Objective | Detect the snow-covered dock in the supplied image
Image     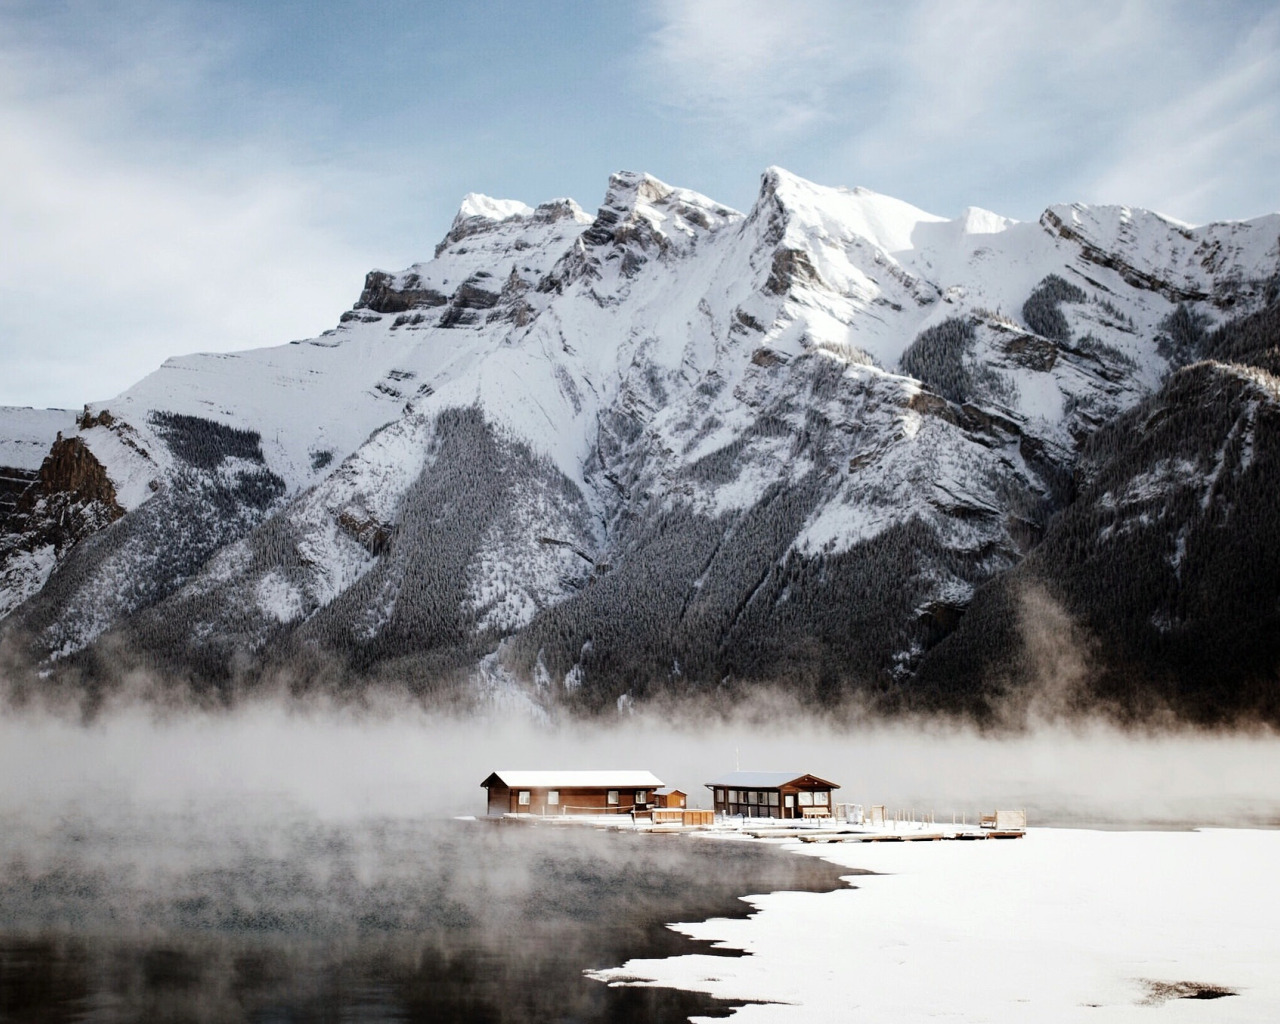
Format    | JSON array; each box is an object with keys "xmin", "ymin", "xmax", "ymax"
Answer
[{"xmin": 483, "ymin": 808, "xmax": 1026, "ymax": 843}]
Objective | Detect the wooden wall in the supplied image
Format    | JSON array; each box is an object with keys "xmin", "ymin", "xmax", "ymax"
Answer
[
  {"xmin": 483, "ymin": 785, "xmax": 655, "ymax": 816},
  {"xmin": 710, "ymin": 784, "xmax": 835, "ymax": 819}
]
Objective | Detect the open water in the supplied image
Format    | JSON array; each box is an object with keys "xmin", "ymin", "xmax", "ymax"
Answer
[{"xmin": 0, "ymin": 805, "xmax": 849, "ymax": 1022}]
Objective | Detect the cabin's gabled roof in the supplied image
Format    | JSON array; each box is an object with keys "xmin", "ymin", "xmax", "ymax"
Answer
[
  {"xmin": 653, "ymin": 787, "xmax": 685, "ymax": 796},
  {"xmin": 704, "ymin": 771, "xmax": 840, "ymax": 789},
  {"xmin": 481, "ymin": 770, "xmax": 664, "ymax": 789}
]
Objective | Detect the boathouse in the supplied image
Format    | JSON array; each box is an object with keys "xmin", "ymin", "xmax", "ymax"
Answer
[
  {"xmin": 706, "ymin": 771, "xmax": 840, "ymax": 819},
  {"xmin": 481, "ymin": 770, "xmax": 664, "ymax": 816}
]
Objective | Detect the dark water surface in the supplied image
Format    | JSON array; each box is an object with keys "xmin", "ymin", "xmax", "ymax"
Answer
[{"xmin": 0, "ymin": 807, "xmax": 848, "ymax": 1022}]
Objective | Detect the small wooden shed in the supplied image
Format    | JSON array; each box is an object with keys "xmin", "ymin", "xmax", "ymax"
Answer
[
  {"xmin": 706, "ymin": 771, "xmax": 840, "ymax": 819},
  {"xmin": 481, "ymin": 770, "xmax": 664, "ymax": 816},
  {"xmin": 653, "ymin": 787, "xmax": 686, "ymax": 808}
]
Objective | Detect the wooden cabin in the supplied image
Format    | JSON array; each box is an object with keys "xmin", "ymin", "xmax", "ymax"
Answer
[
  {"xmin": 481, "ymin": 770, "xmax": 664, "ymax": 816},
  {"xmin": 653, "ymin": 787, "xmax": 686, "ymax": 809},
  {"xmin": 706, "ymin": 771, "xmax": 840, "ymax": 819}
]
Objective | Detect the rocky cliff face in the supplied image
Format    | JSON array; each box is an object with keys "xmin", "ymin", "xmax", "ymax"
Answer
[
  {"xmin": 0, "ymin": 431, "xmax": 124, "ymax": 620},
  {"xmin": 2, "ymin": 169, "xmax": 1278, "ymax": 721}
]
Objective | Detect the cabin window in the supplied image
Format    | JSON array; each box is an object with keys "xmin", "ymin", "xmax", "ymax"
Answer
[
  {"xmin": 784, "ymin": 794, "xmax": 795, "ymax": 809},
  {"xmin": 728, "ymin": 790, "xmax": 738, "ymax": 803},
  {"xmin": 635, "ymin": 790, "xmax": 648, "ymax": 803},
  {"xmin": 548, "ymin": 790, "xmax": 559, "ymax": 806},
  {"xmin": 767, "ymin": 792, "xmax": 779, "ymax": 806},
  {"xmin": 518, "ymin": 791, "xmax": 531, "ymax": 806},
  {"xmin": 607, "ymin": 790, "xmax": 619, "ymax": 805},
  {"xmin": 799, "ymin": 792, "xmax": 814, "ymax": 806},
  {"xmin": 716, "ymin": 788, "xmax": 725, "ymax": 802},
  {"xmin": 676, "ymin": 795, "xmax": 685, "ymax": 807},
  {"xmin": 747, "ymin": 791, "xmax": 758, "ymax": 805},
  {"xmin": 813, "ymin": 791, "xmax": 829, "ymax": 805}
]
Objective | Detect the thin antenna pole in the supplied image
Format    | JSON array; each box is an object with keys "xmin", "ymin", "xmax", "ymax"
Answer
[{"xmin": 735, "ymin": 746, "xmax": 740, "ymax": 771}]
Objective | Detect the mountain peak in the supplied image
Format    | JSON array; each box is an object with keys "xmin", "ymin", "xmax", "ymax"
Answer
[
  {"xmin": 751, "ymin": 167, "xmax": 944, "ymax": 257},
  {"xmin": 603, "ymin": 170, "xmax": 675, "ymax": 206},
  {"xmin": 10, "ymin": 168, "xmax": 1280, "ymax": 726},
  {"xmin": 957, "ymin": 206, "xmax": 1016, "ymax": 234},
  {"xmin": 434, "ymin": 194, "xmax": 538, "ymax": 256},
  {"xmin": 580, "ymin": 171, "xmax": 740, "ymax": 253},
  {"xmin": 456, "ymin": 193, "xmax": 534, "ymax": 224}
]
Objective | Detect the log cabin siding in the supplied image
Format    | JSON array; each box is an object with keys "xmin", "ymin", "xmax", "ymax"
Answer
[
  {"xmin": 480, "ymin": 772, "xmax": 664, "ymax": 817},
  {"xmin": 706, "ymin": 773, "xmax": 840, "ymax": 819}
]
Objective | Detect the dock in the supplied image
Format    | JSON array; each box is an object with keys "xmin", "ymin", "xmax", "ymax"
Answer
[{"xmin": 479, "ymin": 803, "xmax": 1028, "ymax": 844}]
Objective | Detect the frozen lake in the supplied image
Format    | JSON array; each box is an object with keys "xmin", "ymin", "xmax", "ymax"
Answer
[{"xmin": 594, "ymin": 827, "xmax": 1280, "ymax": 1022}]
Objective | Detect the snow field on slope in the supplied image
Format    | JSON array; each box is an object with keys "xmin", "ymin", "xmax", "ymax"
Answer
[
  {"xmin": 19, "ymin": 167, "xmax": 1278, "ymax": 664},
  {"xmin": 74, "ymin": 167, "xmax": 1273, "ymax": 520},
  {"xmin": 272, "ymin": 413, "xmax": 438, "ymax": 616},
  {"xmin": 0, "ymin": 407, "xmax": 77, "ymax": 470},
  {"xmin": 0, "ymin": 544, "xmax": 57, "ymax": 618}
]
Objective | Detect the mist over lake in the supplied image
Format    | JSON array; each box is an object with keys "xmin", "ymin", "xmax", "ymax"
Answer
[
  {"xmin": 0, "ymin": 796, "xmax": 851, "ymax": 1023},
  {"xmin": 3, "ymin": 698, "xmax": 1279, "ymax": 1021}
]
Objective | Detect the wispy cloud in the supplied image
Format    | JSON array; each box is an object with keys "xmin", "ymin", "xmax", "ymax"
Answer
[
  {"xmin": 635, "ymin": 0, "xmax": 1280, "ymax": 222},
  {"xmin": 1086, "ymin": 7, "xmax": 1280, "ymax": 221},
  {"xmin": 0, "ymin": 3, "xmax": 374, "ymax": 409},
  {"xmin": 636, "ymin": 0, "xmax": 879, "ymax": 146}
]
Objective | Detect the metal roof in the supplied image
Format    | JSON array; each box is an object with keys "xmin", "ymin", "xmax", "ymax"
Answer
[
  {"xmin": 704, "ymin": 771, "xmax": 840, "ymax": 789},
  {"xmin": 482, "ymin": 770, "xmax": 664, "ymax": 788}
]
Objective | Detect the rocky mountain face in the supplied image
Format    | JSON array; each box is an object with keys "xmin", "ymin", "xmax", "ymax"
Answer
[{"xmin": 2, "ymin": 168, "xmax": 1278, "ymax": 722}]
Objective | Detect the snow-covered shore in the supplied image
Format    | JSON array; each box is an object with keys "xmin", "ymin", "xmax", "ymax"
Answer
[{"xmin": 592, "ymin": 827, "xmax": 1280, "ymax": 1022}]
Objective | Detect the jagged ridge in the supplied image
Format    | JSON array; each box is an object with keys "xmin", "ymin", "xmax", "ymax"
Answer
[{"xmin": 2, "ymin": 167, "xmax": 1278, "ymax": 721}]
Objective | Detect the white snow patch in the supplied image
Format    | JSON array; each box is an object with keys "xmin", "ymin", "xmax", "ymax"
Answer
[
  {"xmin": 0, "ymin": 407, "xmax": 77, "ymax": 470},
  {"xmin": 594, "ymin": 828, "xmax": 1280, "ymax": 1022},
  {"xmin": 0, "ymin": 543, "xmax": 58, "ymax": 617},
  {"xmin": 255, "ymin": 570, "xmax": 304, "ymax": 624},
  {"xmin": 456, "ymin": 193, "xmax": 534, "ymax": 222},
  {"xmin": 1097, "ymin": 458, "xmax": 1201, "ymax": 512}
]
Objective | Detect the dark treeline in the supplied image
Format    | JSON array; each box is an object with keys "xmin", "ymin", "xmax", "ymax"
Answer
[
  {"xmin": 899, "ymin": 317, "xmax": 977, "ymax": 404},
  {"xmin": 504, "ymin": 350, "xmax": 1033, "ymax": 714},
  {"xmin": 29, "ymin": 407, "xmax": 597, "ymax": 707},
  {"xmin": 1022, "ymin": 273, "xmax": 1086, "ymax": 342},
  {"xmin": 915, "ymin": 300, "xmax": 1280, "ymax": 724},
  {"xmin": 6, "ymin": 291, "xmax": 1280, "ymax": 727}
]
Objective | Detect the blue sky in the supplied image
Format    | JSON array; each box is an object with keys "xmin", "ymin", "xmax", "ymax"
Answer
[{"xmin": 3, "ymin": 0, "xmax": 1278, "ymax": 409}]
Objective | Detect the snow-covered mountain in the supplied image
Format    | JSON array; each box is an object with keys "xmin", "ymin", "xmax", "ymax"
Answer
[{"xmin": 3, "ymin": 168, "xmax": 1278, "ymax": 721}]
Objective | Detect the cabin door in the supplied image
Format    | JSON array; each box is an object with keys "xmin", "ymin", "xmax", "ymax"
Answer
[{"xmin": 784, "ymin": 793, "xmax": 795, "ymax": 819}]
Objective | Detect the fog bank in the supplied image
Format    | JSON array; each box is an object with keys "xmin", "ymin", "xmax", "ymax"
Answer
[{"xmin": 2, "ymin": 699, "xmax": 1277, "ymax": 826}]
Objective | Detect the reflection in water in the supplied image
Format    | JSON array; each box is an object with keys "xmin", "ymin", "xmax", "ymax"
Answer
[{"xmin": 0, "ymin": 807, "xmax": 847, "ymax": 1022}]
